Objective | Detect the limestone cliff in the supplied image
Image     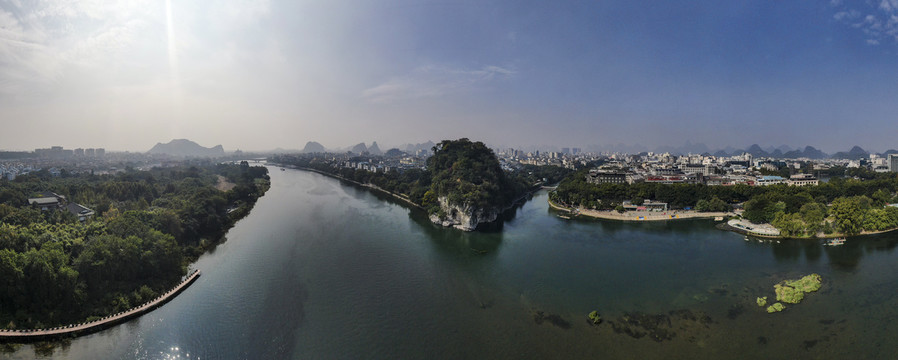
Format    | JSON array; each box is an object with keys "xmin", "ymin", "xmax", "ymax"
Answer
[{"xmin": 429, "ymin": 196, "xmax": 500, "ymax": 231}]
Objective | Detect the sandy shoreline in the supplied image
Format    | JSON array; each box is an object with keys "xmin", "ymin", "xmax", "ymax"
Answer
[
  {"xmin": 548, "ymin": 199, "xmax": 732, "ymax": 221},
  {"xmin": 547, "ymin": 199, "xmax": 898, "ymax": 239}
]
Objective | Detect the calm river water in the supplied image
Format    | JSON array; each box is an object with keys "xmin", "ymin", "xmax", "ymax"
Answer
[{"xmin": 9, "ymin": 166, "xmax": 898, "ymax": 359}]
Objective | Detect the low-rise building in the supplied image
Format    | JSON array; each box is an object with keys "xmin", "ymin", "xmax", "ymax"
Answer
[
  {"xmin": 756, "ymin": 175, "xmax": 786, "ymax": 186},
  {"xmin": 788, "ymin": 174, "xmax": 819, "ymax": 186},
  {"xmin": 66, "ymin": 203, "xmax": 95, "ymax": 222},
  {"xmin": 587, "ymin": 170, "xmax": 628, "ymax": 184},
  {"xmin": 27, "ymin": 191, "xmax": 66, "ymax": 211}
]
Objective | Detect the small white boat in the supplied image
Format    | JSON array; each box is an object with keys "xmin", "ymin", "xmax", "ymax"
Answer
[{"xmin": 824, "ymin": 238, "xmax": 846, "ymax": 246}]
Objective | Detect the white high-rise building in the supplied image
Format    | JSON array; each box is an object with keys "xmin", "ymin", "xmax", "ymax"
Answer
[{"xmin": 889, "ymin": 154, "xmax": 898, "ymax": 172}]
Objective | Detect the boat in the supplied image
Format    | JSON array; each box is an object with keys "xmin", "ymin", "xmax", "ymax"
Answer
[
  {"xmin": 824, "ymin": 238, "xmax": 846, "ymax": 246},
  {"xmin": 714, "ymin": 216, "xmax": 724, "ymax": 221}
]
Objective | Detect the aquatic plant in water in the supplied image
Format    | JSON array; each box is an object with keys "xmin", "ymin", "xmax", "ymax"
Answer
[
  {"xmin": 775, "ymin": 274, "xmax": 822, "ymax": 304},
  {"xmin": 766, "ymin": 302, "xmax": 785, "ymax": 313},
  {"xmin": 785, "ymin": 274, "xmax": 822, "ymax": 293},
  {"xmin": 756, "ymin": 297, "xmax": 767, "ymax": 307},
  {"xmin": 588, "ymin": 311, "xmax": 602, "ymax": 325},
  {"xmin": 774, "ymin": 284, "xmax": 805, "ymax": 304}
]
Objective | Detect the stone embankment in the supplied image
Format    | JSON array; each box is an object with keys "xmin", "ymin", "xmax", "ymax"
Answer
[
  {"xmin": 548, "ymin": 199, "xmax": 731, "ymax": 222},
  {"xmin": 725, "ymin": 219, "xmax": 781, "ymax": 237},
  {"xmin": 0, "ymin": 270, "xmax": 201, "ymax": 343}
]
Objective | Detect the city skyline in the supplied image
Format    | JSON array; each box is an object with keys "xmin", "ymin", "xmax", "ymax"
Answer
[{"xmin": 2, "ymin": 1, "xmax": 898, "ymax": 152}]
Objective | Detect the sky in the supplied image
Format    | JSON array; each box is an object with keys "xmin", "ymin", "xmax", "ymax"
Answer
[{"xmin": 1, "ymin": 0, "xmax": 897, "ymax": 153}]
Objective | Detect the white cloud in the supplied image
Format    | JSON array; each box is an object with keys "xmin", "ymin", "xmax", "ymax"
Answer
[
  {"xmin": 0, "ymin": 0, "xmax": 278, "ymax": 99},
  {"xmin": 0, "ymin": 9, "xmax": 59, "ymax": 95},
  {"xmin": 881, "ymin": 0, "xmax": 898, "ymax": 12},
  {"xmin": 833, "ymin": 2, "xmax": 898, "ymax": 45},
  {"xmin": 834, "ymin": 9, "xmax": 862, "ymax": 21},
  {"xmin": 362, "ymin": 65, "xmax": 515, "ymax": 103}
]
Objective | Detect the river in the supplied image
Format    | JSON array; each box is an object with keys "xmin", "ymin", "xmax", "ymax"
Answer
[{"xmin": 8, "ymin": 166, "xmax": 898, "ymax": 359}]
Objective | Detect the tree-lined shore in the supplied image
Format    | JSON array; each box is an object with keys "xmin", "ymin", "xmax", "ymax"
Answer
[
  {"xmin": 0, "ymin": 162, "xmax": 269, "ymax": 330},
  {"xmin": 551, "ymin": 168, "xmax": 898, "ymax": 237},
  {"xmin": 272, "ymin": 138, "xmax": 573, "ymax": 230}
]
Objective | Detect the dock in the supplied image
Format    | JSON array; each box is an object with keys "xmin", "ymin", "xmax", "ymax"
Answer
[{"xmin": 0, "ymin": 270, "xmax": 201, "ymax": 343}]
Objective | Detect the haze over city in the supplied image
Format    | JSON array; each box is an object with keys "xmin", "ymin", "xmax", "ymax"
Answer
[{"xmin": 2, "ymin": 0, "xmax": 897, "ymax": 152}]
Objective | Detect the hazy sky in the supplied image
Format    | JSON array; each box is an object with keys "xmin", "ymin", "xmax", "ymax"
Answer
[{"xmin": 1, "ymin": 0, "xmax": 897, "ymax": 152}]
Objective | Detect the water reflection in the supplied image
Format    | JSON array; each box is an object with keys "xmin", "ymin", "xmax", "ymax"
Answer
[{"xmin": 760, "ymin": 231, "xmax": 898, "ymax": 270}]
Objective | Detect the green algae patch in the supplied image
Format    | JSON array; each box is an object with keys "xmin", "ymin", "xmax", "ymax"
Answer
[
  {"xmin": 756, "ymin": 297, "xmax": 767, "ymax": 307},
  {"xmin": 766, "ymin": 302, "xmax": 785, "ymax": 313},
  {"xmin": 588, "ymin": 310, "xmax": 602, "ymax": 325},
  {"xmin": 785, "ymin": 274, "xmax": 822, "ymax": 293},
  {"xmin": 775, "ymin": 274, "xmax": 822, "ymax": 304},
  {"xmin": 774, "ymin": 283, "xmax": 805, "ymax": 304}
]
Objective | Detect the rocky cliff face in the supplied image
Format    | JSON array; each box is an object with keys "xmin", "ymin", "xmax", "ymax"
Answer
[{"xmin": 429, "ymin": 196, "xmax": 500, "ymax": 231}]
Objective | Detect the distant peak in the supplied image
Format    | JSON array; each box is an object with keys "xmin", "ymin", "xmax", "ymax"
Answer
[{"xmin": 147, "ymin": 139, "xmax": 224, "ymax": 157}]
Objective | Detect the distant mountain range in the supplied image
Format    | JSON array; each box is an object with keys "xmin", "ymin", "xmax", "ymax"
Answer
[
  {"xmin": 147, "ymin": 139, "xmax": 224, "ymax": 157},
  {"xmin": 296, "ymin": 140, "xmax": 431, "ymax": 155},
  {"xmin": 301, "ymin": 141, "xmax": 326, "ymax": 153},
  {"xmin": 598, "ymin": 142, "xmax": 897, "ymax": 159},
  {"xmin": 289, "ymin": 139, "xmax": 896, "ymax": 160}
]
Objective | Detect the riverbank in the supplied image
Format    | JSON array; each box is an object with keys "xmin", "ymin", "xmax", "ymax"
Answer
[
  {"xmin": 0, "ymin": 270, "xmax": 201, "ymax": 343},
  {"xmin": 548, "ymin": 199, "xmax": 732, "ymax": 222},
  {"xmin": 284, "ymin": 164, "xmax": 541, "ymax": 230},
  {"xmin": 720, "ymin": 218, "xmax": 898, "ymax": 239},
  {"xmin": 285, "ymin": 165, "xmax": 426, "ymax": 210}
]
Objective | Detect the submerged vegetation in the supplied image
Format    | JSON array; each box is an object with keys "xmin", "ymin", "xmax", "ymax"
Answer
[
  {"xmin": 588, "ymin": 310, "xmax": 602, "ymax": 325},
  {"xmin": 774, "ymin": 274, "xmax": 822, "ymax": 304},
  {"xmin": 766, "ymin": 302, "xmax": 785, "ymax": 313},
  {"xmin": 0, "ymin": 162, "xmax": 269, "ymax": 329},
  {"xmin": 759, "ymin": 274, "xmax": 822, "ymax": 314}
]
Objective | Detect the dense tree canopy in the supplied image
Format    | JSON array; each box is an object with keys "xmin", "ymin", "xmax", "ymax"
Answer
[
  {"xmin": 424, "ymin": 139, "xmax": 528, "ymax": 212},
  {"xmin": 0, "ymin": 163, "xmax": 269, "ymax": 329},
  {"xmin": 551, "ymin": 168, "xmax": 898, "ymax": 237}
]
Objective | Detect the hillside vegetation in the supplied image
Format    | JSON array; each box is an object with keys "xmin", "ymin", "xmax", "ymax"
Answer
[
  {"xmin": 421, "ymin": 138, "xmax": 525, "ymax": 215},
  {"xmin": 0, "ymin": 162, "xmax": 269, "ymax": 329}
]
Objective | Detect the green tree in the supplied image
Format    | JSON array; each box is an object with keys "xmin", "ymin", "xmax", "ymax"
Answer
[
  {"xmin": 799, "ymin": 203, "xmax": 827, "ymax": 233},
  {"xmin": 772, "ymin": 212, "xmax": 806, "ymax": 237},
  {"xmin": 830, "ymin": 196, "xmax": 871, "ymax": 235}
]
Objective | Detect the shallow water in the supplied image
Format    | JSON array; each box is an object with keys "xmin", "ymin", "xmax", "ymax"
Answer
[{"xmin": 9, "ymin": 167, "xmax": 898, "ymax": 359}]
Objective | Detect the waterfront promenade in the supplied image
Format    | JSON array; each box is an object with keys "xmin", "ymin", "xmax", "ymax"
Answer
[
  {"xmin": 548, "ymin": 199, "xmax": 732, "ymax": 221},
  {"xmin": 0, "ymin": 270, "xmax": 201, "ymax": 343}
]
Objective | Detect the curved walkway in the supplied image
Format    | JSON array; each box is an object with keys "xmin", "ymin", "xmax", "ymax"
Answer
[
  {"xmin": 0, "ymin": 270, "xmax": 201, "ymax": 343},
  {"xmin": 726, "ymin": 219, "xmax": 781, "ymax": 237},
  {"xmin": 548, "ymin": 199, "xmax": 732, "ymax": 221}
]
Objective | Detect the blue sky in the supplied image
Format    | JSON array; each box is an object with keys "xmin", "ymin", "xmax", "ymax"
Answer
[{"xmin": 1, "ymin": 0, "xmax": 896, "ymax": 152}]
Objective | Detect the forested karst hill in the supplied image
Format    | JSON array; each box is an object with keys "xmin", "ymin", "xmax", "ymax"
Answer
[
  {"xmin": 422, "ymin": 139, "xmax": 526, "ymax": 230},
  {"xmin": 271, "ymin": 138, "xmax": 570, "ymax": 231}
]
